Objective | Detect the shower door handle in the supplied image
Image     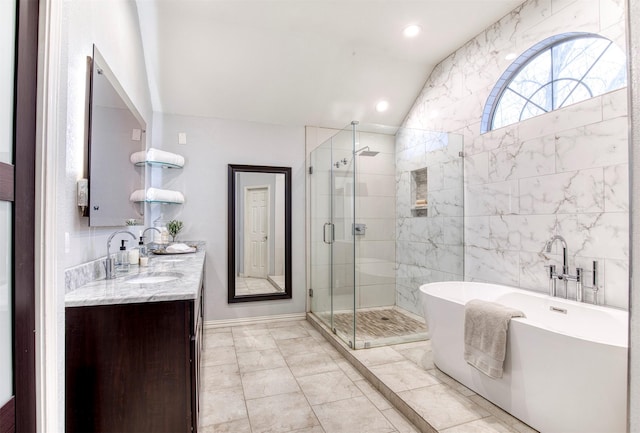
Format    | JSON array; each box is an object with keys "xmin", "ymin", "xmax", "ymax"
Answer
[{"xmin": 323, "ymin": 222, "xmax": 334, "ymax": 244}]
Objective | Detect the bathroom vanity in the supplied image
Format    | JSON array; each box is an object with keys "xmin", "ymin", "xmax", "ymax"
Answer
[{"xmin": 64, "ymin": 249, "xmax": 205, "ymax": 433}]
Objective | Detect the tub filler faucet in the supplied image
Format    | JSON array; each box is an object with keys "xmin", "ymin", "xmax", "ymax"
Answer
[{"xmin": 544, "ymin": 235, "xmax": 582, "ymax": 300}]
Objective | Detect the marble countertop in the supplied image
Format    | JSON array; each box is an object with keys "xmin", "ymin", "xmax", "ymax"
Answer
[{"xmin": 65, "ymin": 249, "xmax": 206, "ymax": 308}]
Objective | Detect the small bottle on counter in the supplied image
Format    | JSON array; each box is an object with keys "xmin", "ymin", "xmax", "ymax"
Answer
[
  {"xmin": 138, "ymin": 235, "xmax": 149, "ymax": 266},
  {"xmin": 116, "ymin": 239, "xmax": 130, "ymax": 272}
]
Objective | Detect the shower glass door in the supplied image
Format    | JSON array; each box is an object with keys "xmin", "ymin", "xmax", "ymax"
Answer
[{"xmin": 310, "ymin": 125, "xmax": 356, "ymax": 347}]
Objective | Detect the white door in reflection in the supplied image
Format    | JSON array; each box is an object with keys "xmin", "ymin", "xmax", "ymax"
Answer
[{"xmin": 244, "ymin": 186, "xmax": 269, "ymax": 278}]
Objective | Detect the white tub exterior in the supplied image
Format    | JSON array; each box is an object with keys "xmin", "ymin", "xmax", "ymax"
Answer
[{"xmin": 420, "ymin": 281, "xmax": 628, "ymax": 433}]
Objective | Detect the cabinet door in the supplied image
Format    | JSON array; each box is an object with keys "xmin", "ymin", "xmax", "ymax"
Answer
[{"xmin": 66, "ymin": 301, "xmax": 192, "ymax": 433}]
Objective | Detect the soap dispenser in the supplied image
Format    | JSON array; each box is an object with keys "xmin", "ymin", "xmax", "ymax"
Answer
[{"xmin": 116, "ymin": 239, "xmax": 130, "ymax": 272}]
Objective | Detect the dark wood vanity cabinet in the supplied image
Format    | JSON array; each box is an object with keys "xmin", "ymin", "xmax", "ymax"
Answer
[{"xmin": 65, "ymin": 285, "xmax": 203, "ymax": 433}]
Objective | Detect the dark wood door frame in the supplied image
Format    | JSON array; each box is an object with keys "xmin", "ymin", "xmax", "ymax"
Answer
[{"xmin": 0, "ymin": 0, "xmax": 39, "ymax": 432}]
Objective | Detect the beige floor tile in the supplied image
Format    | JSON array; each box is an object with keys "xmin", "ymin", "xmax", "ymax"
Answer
[
  {"xmin": 468, "ymin": 395, "xmax": 538, "ymax": 433},
  {"xmin": 353, "ymin": 379, "xmax": 392, "ymax": 410},
  {"xmin": 204, "ymin": 331, "xmax": 235, "ymax": 348},
  {"xmin": 241, "ymin": 366, "xmax": 301, "ymax": 400},
  {"xmin": 201, "ymin": 345, "xmax": 237, "ymax": 367},
  {"xmin": 246, "ymin": 391, "xmax": 320, "ymax": 433},
  {"xmin": 334, "ymin": 358, "xmax": 365, "ymax": 381},
  {"xmin": 234, "ymin": 333, "xmax": 278, "ymax": 353},
  {"xmin": 277, "ymin": 336, "xmax": 328, "ymax": 356},
  {"xmin": 286, "ymin": 351, "xmax": 341, "ymax": 377},
  {"xmin": 296, "ymin": 370, "xmax": 363, "ymax": 405},
  {"xmin": 393, "ymin": 341, "xmax": 433, "ymax": 370},
  {"xmin": 205, "ymin": 326, "xmax": 232, "ymax": 334},
  {"xmin": 352, "ymin": 346, "xmax": 406, "ymax": 367},
  {"xmin": 368, "ymin": 360, "xmax": 440, "ymax": 392},
  {"xmin": 199, "ymin": 386, "xmax": 247, "ymax": 427},
  {"xmin": 199, "ymin": 417, "xmax": 252, "ymax": 433},
  {"xmin": 201, "ymin": 363, "xmax": 241, "ymax": 391},
  {"xmin": 381, "ymin": 408, "xmax": 421, "ymax": 433},
  {"xmin": 441, "ymin": 417, "xmax": 522, "ymax": 433},
  {"xmin": 270, "ymin": 325, "xmax": 311, "ymax": 340},
  {"xmin": 237, "ymin": 348, "xmax": 287, "ymax": 373},
  {"xmin": 398, "ymin": 384, "xmax": 490, "ymax": 431},
  {"xmin": 290, "ymin": 426, "xmax": 327, "ymax": 433},
  {"xmin": 427, "ymin": 368, "xmax": 476, "ymax": 397},
  {"xmin": 232, "ymin": 324, "xmax": 272, "ymax": 338},
  {"xmin": 268, "ymin": 319, "xmax": 308, "ymax": 329},
  {"xmin": 312, "ymin": 396, "xmax": 396, "ymax": 433}
]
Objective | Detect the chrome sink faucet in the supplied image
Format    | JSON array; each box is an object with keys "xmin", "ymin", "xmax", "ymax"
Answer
[
  {"xmin": 139, "ymin": 227, "xmax": 162, "ymax": 256},
  {"xmin": 105, "ymin": 230, "xmax": 137, "ymax": 279}
]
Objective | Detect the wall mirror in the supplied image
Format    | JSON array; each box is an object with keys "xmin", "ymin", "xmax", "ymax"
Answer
[
  {"xmin": 228, "ymin": 165, "xmax": 292, "ymax": 303},
  {"xmin": 88, "ymin": 45, "xmax": 146, "ymax": 226}
]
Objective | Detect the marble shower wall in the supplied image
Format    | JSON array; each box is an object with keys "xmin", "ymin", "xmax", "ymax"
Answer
[
  {"xmin": 398, "ymin": 0, "xmax": 629, "ymax": 310},
  {"xmin": 395, "ymin": 130, "xmax": 465, "ymax": 315}
]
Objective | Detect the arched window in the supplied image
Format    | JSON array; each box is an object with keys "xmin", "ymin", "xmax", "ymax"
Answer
[{"xmin": 481, "ymin": 33, "xmax": 627, "ymax": 133}]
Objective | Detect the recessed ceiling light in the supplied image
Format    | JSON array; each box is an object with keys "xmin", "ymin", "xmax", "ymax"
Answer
[
  {"xmin": 505, "ymin": 53, "xmax": 517, "ymax": 60},
  {"xmin": 375, "ymin": 100, "xmax": 389, "ymax": 112},
  {"xmin": 403, "ymin": 24, "xmax": 421, "ymax": 38}
]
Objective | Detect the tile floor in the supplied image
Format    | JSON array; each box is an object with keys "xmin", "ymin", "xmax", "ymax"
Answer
[
  {"xmin": 235, "ymin": 276, "xmax": 283, "ymax": 295},
  {"xmin": 200, "ymin": 319, "xmax": 538, "ymax": 433}
]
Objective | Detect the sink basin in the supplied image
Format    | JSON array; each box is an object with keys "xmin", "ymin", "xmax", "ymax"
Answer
[{"xmin": 125, "ymin": 272, "xmax": 183, "ymax": 284}]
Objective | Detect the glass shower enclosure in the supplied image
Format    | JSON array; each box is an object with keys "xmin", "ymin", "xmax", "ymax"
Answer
[{"xmin": 309, "ymin": 121, "xmax": 464, "ymax": 349}]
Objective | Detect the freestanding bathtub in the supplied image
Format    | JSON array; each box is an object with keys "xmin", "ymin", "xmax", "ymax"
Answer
[{"xmin": 420, "ymin": 281, "xmax": 628, "ymax": 433}]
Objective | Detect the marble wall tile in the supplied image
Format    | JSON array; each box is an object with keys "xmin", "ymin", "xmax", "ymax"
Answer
[
  {"xmin": 412, "ymin": 217, "xmax": 444, "ymax": 245},
  {"xmin": 603, "ymin": 258, "xmax": 629, "ymax": 309},
  {"xmin": 557, "ymin": 212, "xmax": 628, "ymax": 260},
  {"xmin": 604, "ymin": 164, "xmax": 629, "ymax": 212},
  {"xmin": 443, "ymin": 217, "xmax": 464, "ymax": 246},
  {"xmin": 465, "ymin": 216, "xmax": 490, "ymax": 249},
  {"xmin": 556, "ymin": 117, "xmax": 628, "ymax": 172},
  {"xmin": 488, "ymin": 135, "xmax": 555, "ymax": 182},
  {"xmin": 602, "ymin": 89, "xmax": 628, "ymax": 120},
  {"xmin": 428, "ymin": 188, "xmax": 464, "ymax": 218},
  {"xmin": 517, "ymin": 96, "xmax": 603, "ymax": 141},
  {"xmin": 466, "ymin": 180, "xmax": 519, "ymax": 216},
  {"xmin": 396, "ymin": 0, "xmax": 627, "ymax": 310},
  {"xmin": 465, "ymin": 246, "xmax": 520, "ymax": 286},
  {"xmin": 464, "ymin": 152, "xmax": 490, "ymax": 186},
  {"xmin": 519, "ymin": 168, "xmax": 604, "ymax": 214}
]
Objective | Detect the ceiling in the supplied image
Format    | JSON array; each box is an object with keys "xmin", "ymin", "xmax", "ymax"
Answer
[{"xmin": 135, "ymin": 0, "xmax": 524, "ymax": 129}]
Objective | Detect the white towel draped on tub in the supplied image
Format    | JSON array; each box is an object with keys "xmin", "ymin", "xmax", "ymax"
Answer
[{"xmin": 464, "ymin": 299, "xmax": 525, "ymax": 379}]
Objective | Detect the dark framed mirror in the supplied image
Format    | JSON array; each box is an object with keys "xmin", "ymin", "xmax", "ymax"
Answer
[{"xmin": 228, "ymin": 164, "xmax": 292, "ymax": 303}]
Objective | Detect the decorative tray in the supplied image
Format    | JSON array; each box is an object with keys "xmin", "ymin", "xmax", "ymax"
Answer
[{"xmin": 150, "ymin": 245, "xmax": 197, "ymax": 255}]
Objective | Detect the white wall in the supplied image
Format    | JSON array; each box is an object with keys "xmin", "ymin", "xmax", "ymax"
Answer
[
  {"xmin": 60, "ymin": 0, "xmax": 153, "ymax": 269},
  {"xmin": 150, "ymin": 113, "xmax": 306, "ymax": 321},
  {"xmin": 50, "ymin": 1, "xmax": 152, "ymax": 429},
  {"xmin": 400, "ymin": 0, "xmax": 628, "ymax": 310}
]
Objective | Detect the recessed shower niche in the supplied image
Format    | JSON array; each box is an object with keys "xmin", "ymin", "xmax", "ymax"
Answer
[{"xmin": 411, "ymin": 167, "xmax": 428, "ymax": 217}]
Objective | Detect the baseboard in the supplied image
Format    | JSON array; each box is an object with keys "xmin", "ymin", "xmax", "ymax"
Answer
[{"xmin": 204, "ymin": 312, "xmax": 307, "ymax": 329}]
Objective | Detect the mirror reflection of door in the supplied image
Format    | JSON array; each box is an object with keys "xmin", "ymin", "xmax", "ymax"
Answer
[
  {"xmin": 244, "ymin": 185, "xmax": 269, "ymax": 279},
  {"xmin": 228, "ymin": 165, "xmax": 292, "ymax": 302}
]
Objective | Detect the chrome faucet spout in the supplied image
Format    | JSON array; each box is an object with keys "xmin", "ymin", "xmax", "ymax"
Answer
[
  {"xmin": 142, "ymin": 227, "xmax": 162, "ymax": 243},
  {"xmin": 545, "ymin": 235, "xmax": 568, "ymax": 275},
  {"xmin": 105, "ymin": 230, "xmax": 137, "ymax": 279}
]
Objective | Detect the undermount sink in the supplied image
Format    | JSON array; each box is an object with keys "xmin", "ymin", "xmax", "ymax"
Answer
[{"xmin": 125, "ymin": 272, "xmax": 183, "ymax": 284}]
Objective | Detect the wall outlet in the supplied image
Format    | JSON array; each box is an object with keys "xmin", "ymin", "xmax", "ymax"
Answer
[{"xmin": 178, "ymin": 132, "xmax": 187, "ymax": 145}]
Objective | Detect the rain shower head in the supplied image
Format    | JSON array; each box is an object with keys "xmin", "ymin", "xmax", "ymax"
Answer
[
  {"xmin": 355, "ymin": 146, "xmax": 379, "ymax": 157},
  {"xmin": 358, "ymin": 150, "xmax": 379, "ymax": 157}
]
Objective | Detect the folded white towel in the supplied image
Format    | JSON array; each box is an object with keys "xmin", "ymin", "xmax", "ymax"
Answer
[
  {"xmin": 129, "ymin": 188, "xmax": 185, "ymax": 204},
  {"xmin": 165, "ymin": 243, "xmax": 196, "ymax": 254},
  {"xmin": 464, "ymin": 299, "xmax": 525, "ymax": 379},
  {"xmin": 130, "ymin": 148, "xmax": 185, "ymax": 168}
]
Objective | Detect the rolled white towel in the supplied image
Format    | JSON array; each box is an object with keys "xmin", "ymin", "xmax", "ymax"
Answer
[
  {"xmin": 129, "ymin": 188, "xmax": 185, "ymax": 204},
  {"xmin": 130, "ymin": 148, "xmax": 185, "ymax": 168},
  {"xmin": 129, "ymin": 189, "xmax": 146, "ymax": 202},
  {"xmin": 130, "ymin": 150, "xmax": 146, "ymax": 165}
]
